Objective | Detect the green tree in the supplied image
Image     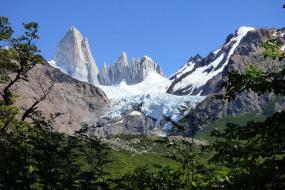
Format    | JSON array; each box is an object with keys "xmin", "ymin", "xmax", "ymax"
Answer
[
  {"xmin": 0, "ymin": 16, "xmax": 111, "ymax": 190},
  {"xmin": 74, "ymin": 124, "xmax": 111, "ymax": 189},
  {"xmin": 211, "ymin": 24, "xmax": 285, "ymax": 189},
  {"xmin": 0, "ymin": 16, "xmax": 45, "ymax": 106},
  {"xmin": 115, "ymin": 165, "xmax": 185, "ymax": 190},
  {"xmin": 0, "ymin": 16, "xmax": 47, "ymax": 189}
]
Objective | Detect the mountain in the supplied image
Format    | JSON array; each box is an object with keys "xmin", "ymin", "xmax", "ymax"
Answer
[
  {"xmin": 43, "ymin": 25, "xmax": 285, "ymax": 137},
  {"xmin": 98, "ymin": 52, "xmax": 164, "ymax": 85},
  {"xmin": 167, "ymin": 26, "xmax": 255, "ymax": 96},
  {"xmin": 13, "ymin": 63, "xmax": 108, "ymax": 134},
  {"xmin": 49, "ymin": 27, "xmax": 163, "ymax": 86},
  {"xmin": 170, "ymin": 27, "xmax": 285, "ymax": 134},
  {"xmin": 49, "ymin": 26, "xmax": 100, "ymax": 85},
  {"xmin": 46, "ymin": 27, "xmax": 201, "ymax": 137}
]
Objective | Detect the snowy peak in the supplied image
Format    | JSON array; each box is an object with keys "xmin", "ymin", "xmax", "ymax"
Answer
[
  {"xmin": 236, "ymin": 26, "xmax": 255, "ymax": 36},
  {"xmin": 49, "ymin": 26, "xmax": 99, "ymax": 85},
  {"xmin": 118, "ymin": 52, "xmax": 128, "ymax": 65},
  {"xmin": 69, "ymin": 26, "xmax": 81, "ymax": 37},
  {"xmin": 168, "ymin": 26, "xmax": 255, "ymax": 96},
  {"xmin": 98, "ymin": 53, "xmax": 164, "ymax": 85},
  {"xmin": 142, "ymin": 55, "xmax": 153, "ymax": 61},
  {"xmin": 102, "ymin": 62, "xmax": 108, "ymax": 71},
  {"xmin": 187, "ymin": 54, "xmax": 203, "ymax": 63}
]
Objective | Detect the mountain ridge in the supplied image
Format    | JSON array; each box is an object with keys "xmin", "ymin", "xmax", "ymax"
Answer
[
  {"xmin": 45, "ymin": 25, "xmax": 285, "ymax": 137},
  {"xmin": 49, "ymin": 27, "xmax": 164, "ymax": 86},
  {"xmin": 167, "ymin": 26, "xmax": 255, "ymax": 96},
  {"xmin": 98, "ymin": 52, "xmax": 164, "ymax": 85}
]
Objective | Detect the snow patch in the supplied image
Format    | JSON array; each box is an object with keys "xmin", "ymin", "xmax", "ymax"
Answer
[
  {"xmin": 48, "ymin": 60, "xmax": 60, "ymax": 69},
  {"xmin": 171, "ymin": 62, "xmax": 195, "ymax": 79},
  {"xmin": 128, "ymin": 111, "xmax": 142, "ymax": 116},
  {"xmin": 48, "ymin": 60, "xmax": 68, "ymax": 74},
  {"xmin": 114, "ymin": 120, "xmax": 124, "ymax": 125},
  {"xmin": 172, "ymin": 53, "xmax": 225, "ymax": 93},
  {"xmin": 143, "ymin": 55, "xmax": 153, "ymax": 61},
  {"xmin": 212, "ymin": 48, "xmax": 221, "ymax": 55}
]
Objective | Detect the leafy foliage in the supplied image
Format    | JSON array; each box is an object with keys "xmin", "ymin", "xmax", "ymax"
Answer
[
  {"xmin": 210, "ymin": 18, "xmax": 285, "ymax": 189},
  {"xmin": 0, "ymin": 16, "xmax": 111, "ymax": 189}
]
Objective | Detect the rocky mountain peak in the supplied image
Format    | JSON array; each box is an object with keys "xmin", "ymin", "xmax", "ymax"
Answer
[
  {"xmin": 118, "ymin": 52, "xmax": 128, "ymax": 65},
  {"xmin": 98, "ymin": 53, "xmax": 164, "ymax": 85},
  {"xmin": 236, "ymin": 26, "xmax": 255, "ymax": 36},
  {"xmin": 142, "ymin": 55, "xmax": 153, "ymax": 61},
  {"xmin": 102, "ymin": 62, "xmax": 108, "ymax": 70},
  {"xmin": 69, "ymin": 25, "xmax": 80, "ymax": 34},
  {"xmin": 49, "ymin": 26, "xmax": 99, "ymax": 85},
  {"xmin": 187, "ymin": 54, "xmax": 203, "ymax": 63}
]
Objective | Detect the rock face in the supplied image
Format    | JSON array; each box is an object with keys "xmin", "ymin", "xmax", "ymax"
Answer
[
  {"xmin": 168, "ymin": 27, "xmax": 285, "ymax": 134},
  {"xmin": 97, "ymin": 52, "xmax": 164, "ymax": 85},
  {"xmin": 90, "ymin": 109, "xmax": 157, "ymax": 138},
  {"xmin": 49, "ymin": 26, "xmax": 100, "ymax": 85},
  {"xmin": 13, "ymin": 63, "xmax": 109, "ymax": 134}
]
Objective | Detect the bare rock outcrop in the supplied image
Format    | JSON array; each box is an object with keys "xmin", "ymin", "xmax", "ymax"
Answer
[{"xmin": 12, "ymin": 63, "xmax": 109, "ymax": 134}]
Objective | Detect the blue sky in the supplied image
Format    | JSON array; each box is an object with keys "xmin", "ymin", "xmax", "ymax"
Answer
[{"xmin": 1, "ymin": 0, "xmax": 284, "ymax": 76}]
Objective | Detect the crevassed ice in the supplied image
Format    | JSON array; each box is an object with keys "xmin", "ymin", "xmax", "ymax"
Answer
[
  {"xmin": 100, "ymin": 72, "xmax": 205, "ymax": 128},
  {"xmin": 104, "ymin": 93, "xmax": 204, "ymax": 128}
]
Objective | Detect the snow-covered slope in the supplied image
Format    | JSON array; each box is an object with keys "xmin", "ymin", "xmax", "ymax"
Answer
[
  {"xmin": 99, "ymin": 73, "xmax": 204, "ymax": 136},
  {"xmin": 100, "ymin": 72, "xmax": 169, "ymax": 99},
  {"xmin": 167, "ymin": 26, "xmax": 255, "ymax": 96},
  {"xmin": 49, "ymin": 26, "xmax": 99, "ymax": 85}
]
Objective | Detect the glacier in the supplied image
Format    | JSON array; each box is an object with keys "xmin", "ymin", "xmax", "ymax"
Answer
[{"xmin": 100, "ymin": 72, "xmax": 205, "ymax": 134}]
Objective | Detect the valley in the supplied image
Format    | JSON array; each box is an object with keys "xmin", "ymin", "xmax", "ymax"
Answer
[{"xmin": 1, "ymin": 2, "xmax": 285, "ymax": 188}]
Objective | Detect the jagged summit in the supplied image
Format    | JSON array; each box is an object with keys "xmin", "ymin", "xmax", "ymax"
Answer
[
  {"xmin": 69, "ymin": 25, "xmax": 80, "ymax": 33},
  {"xmin": 102, "ymin": 62, "xmax": 108, "ymax": 70},
  {"xmin": 49, "ymin": 26, "xmax": 99, "ymax": 85},
  {"xmin": 143, "ymin": 55, "xmax": 153, "ymax": 61},
  {"xmin": 48, "ymin": 26, "xmax": 165, "ymax": 86},
  {"xmin": 98, "ymin": 53, "xmax": 164, "ymax": 85},
  {"xmin": 236, "ymin": 26, "xmax": 255, "ymax": 35},
  {"xmin": 118, "ymin": 52, "xmax": 128, "ymax": 65},
  {"xmin": 187, "ymin": 54, "xmax": 203, "ymax": 63}
]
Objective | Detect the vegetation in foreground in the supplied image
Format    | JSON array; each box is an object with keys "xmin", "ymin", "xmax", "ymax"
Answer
[{"xmin": 1, "ymin": 8, "xmax": 285, "ymax": 190}]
